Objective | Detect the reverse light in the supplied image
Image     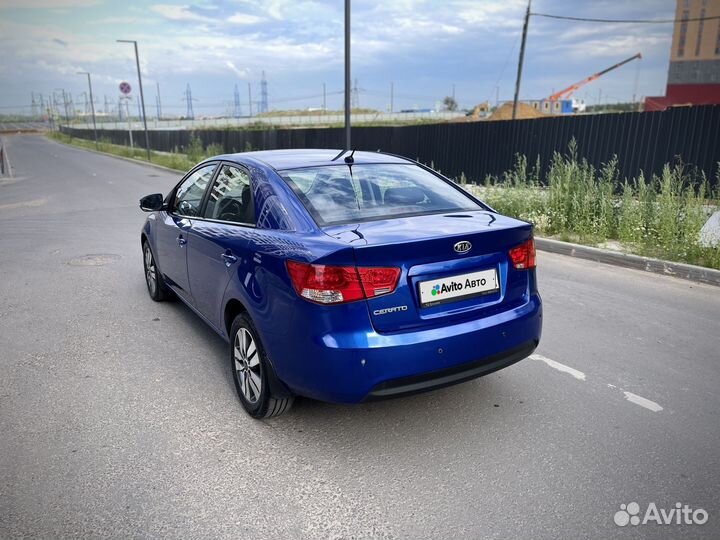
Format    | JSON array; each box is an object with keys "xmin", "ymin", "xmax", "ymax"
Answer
[
  {"xmin": 508, "ymin": 238, "xmax": 537, "ymax": 270},
  {"xmin": 286, "ymin": 261, "xmax": 400, "ymax": 305}
]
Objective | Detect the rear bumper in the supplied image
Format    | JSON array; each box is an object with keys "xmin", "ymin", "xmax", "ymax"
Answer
[
  {"xmin": 269, "ymin": 293, "xmax": 542, "ymax": 403},
  {"xmin": 365, "ymin": 340, "xmax": 537, "ymax": 401}
]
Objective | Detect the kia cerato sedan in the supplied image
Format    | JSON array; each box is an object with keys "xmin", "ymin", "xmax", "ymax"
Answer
[{"xmin": 139, "ymin": 149, "xmax": 542, "ymax": 418}]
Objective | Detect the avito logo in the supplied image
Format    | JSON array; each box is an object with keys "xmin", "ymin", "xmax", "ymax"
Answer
[
  {"xmin": 430, "ymin": 277, "xmax": 489, "ymax": 297},
  {"xmin": 614, "ymin": 502, "xmax": 709, "ymax": 527}
]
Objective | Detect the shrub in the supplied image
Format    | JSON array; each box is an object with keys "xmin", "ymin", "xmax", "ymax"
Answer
[
  {"xmin": 186, "ymin": 136, "xmax": 204, "ymax": 163},
  {"xmin": 462, "ymin": 140, "xmax": 719, "ymax": 269}
]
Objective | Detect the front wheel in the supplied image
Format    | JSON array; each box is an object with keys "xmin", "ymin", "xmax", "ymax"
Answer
[
  {"xmin": 230, "ymin": 313, "xmax": 293, "ymax": 418},
  {"xmin": 143, "ymin": 241, "xmax": 171, "ymax": 301}
]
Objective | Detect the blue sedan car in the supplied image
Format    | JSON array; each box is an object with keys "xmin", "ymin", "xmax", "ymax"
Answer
[{"xmin": 139, "ymin": 149, "xmax": 542, "ymax": 418}]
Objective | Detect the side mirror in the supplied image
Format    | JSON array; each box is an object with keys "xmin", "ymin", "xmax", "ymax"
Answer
[{"xmin": 140, "ymin": 193, "xmax": 165, "ymax": 212}]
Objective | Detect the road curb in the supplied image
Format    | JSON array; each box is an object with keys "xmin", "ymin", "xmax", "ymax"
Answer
[
  {"xmin": 536, "ymin": 237, "xmax": 720, "ymax": 287},
  {"xmin": 47, "ymin": 136, "xmax": 185, "ymax": 174}
]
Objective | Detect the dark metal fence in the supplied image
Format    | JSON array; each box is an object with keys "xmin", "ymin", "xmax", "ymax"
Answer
[{"xmin": 61, "ymin": 105, "xmax": 720, "ymax": 187}]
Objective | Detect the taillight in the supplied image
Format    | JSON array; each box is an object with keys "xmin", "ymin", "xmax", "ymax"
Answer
[
  {"xmin": 508, "ymin": 238, "xmax": 536, "ymax": 270},
  {"xmin": 357, "ymin": 267, "xmax": 401, "ymax": 298},
  {"xmin": 286, "ymin": 261, "xmax": 400, "ymax": 304}
]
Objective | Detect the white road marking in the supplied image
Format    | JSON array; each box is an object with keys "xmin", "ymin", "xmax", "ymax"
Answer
[
  {"xmin": 529, "ymin": 353, "xmax": 587, "ymax": 381},
  {"xmin": 0, "ymin": 198, "xmax": 47, "ymax": 210},
  {"xmin": 623, "ymin": 391, "xmax": 663, "ymax": 412},
  {"xmin": 528, "ymin": 353, "xmax": 664, "ymax": 413}
]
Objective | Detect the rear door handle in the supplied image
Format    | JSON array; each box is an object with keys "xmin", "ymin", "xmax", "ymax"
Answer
[
  {"xmin": 221, "ymin": 252, "xmax": 238, "ymax": 267},
  {"xmin": 177, "ymin": 235, "xmax": 187, "ymax": 246}
]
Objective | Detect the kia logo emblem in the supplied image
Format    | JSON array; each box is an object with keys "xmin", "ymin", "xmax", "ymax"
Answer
[{"xmin": 454, "ymin": 241, "xmax": 472, "ymax": 254}]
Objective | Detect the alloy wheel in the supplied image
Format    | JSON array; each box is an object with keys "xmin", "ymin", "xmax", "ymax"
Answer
[
  {"xmin": 234, "ymin": 327, "xmax": 262, "ymax": 403},
  {"xmin": 144, "ymin": 245, "xmax": 157, "ymax": 296}
]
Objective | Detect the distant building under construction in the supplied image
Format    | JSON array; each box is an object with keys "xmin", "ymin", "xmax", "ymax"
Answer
[{"xmin": 646, "ymin": 0, "xmax": 720, "ymax": 110}]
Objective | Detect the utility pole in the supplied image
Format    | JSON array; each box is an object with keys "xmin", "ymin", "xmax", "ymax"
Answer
[
  {"xmin": 496, "ymin": 86, "xmax": 500, "ymax": 107},
  {"xmin": 47, "ymin": 101, "xmax": 55, "ymax": 130},
  {"xmin": 67, "ymin": 92, "xmax": 75, "ymax": 118},
  {"xmin": 322, "ymin": 82, "xmax": 326, "ymax": 110},
  {"xmin": 122, "ymin": 97, "xmax": 134, "ymax": 148},
  {"xmin": 233, "ymin": 84, "xmax": 241, "ymax": 117},
  {"xmin": 77, "ymin": 72, "xmax": 99, "ymax": 149},
  {"xmin": 390, "ymin": 82, "xmax": 394, "ymax": 113},
  {"xmin": 260, "ymin": 71, "xmax": 268, "ymax": 113},
  {"xmin": 512, "ymin": 0, "xmax": 531, "ymax": 120},
  {"xmin": 117, "ymin": 40, "xmax": 151, "ymax": 160},
  {"xmin": 452, "ymin": 84, "xmax": 455, "ymax": 101},
  {"xmin": 156, "ymin": 82, "xmax": 162, "ymax": 120},
  {"xmin": 60, "ymin": 89, "xmax": 70, "ymax": 123},
  {"xmin": 79, "ymin": 92, "xmax": 88, "ymax": 116},
  {"xmin": 247, "ymin": 82, "xmax": 253, "ymax": 117},
  {"xmin": 184, "ymin": 84, "xmax": 195, "ymax": 119},
  {"xmin": 344, "ymin": 0, "xmax": 351, "ymax": 149},
  {"xmin": 352, "ymin": 78, "xmax": 359, "ymax": 109}
]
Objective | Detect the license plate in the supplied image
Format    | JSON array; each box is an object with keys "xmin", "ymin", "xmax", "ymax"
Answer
[{"xmin": 418, "ymin": 268, "xmax": 499, "ymax": 307}]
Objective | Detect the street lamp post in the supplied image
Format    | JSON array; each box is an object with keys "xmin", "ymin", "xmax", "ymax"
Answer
[
  {"xmin": 77, "ymin": 72, "xmax": 99, "ymax": 150},
  {"xmin": 344, "ymin": 0, "xmax": 351, "ymax": 149},
  {"xmin": 117, "ymin": 39, "xmax": 151, "ymax": 161}
]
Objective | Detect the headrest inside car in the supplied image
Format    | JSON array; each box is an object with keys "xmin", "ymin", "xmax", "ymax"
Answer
[{"xmin": 383, "ymin": 186, "xmax": 426, "ymax": 205}]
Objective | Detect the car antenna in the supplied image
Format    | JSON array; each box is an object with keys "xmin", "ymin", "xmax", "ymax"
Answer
[
  {"xmin": 330, "ymin": 149, "xmax": 347, "ymax": 161},
  {"xmin": 344, "ymin": 149, "xmax": 355, "ymax": 164}
]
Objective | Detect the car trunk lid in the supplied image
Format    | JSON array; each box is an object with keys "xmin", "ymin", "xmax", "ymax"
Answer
[{"xmin": 325, "ymin": 211, "xmax": 533, "ymax": 333}]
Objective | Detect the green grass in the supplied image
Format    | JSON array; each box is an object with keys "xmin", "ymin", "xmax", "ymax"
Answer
[
  {"xmin": 47, "ymin": 132, "xmax": 228, "ymax": 172},
  {"xmin": 469, "ymin": 140, "xmax": 720, "ymax": 270}
]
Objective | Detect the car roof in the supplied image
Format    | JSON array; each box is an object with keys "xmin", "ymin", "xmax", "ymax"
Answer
[{"xmin": 219, "ymin": 149, "xmax": 413, "ymax": 171}]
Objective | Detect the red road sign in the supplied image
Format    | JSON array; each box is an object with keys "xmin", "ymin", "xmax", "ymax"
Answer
[{"xmin": 119, "ymin": 81, "xmax": 132, "ymax": 95}]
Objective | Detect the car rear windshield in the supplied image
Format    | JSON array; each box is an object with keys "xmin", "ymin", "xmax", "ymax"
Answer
[{"xmin": 279, "ymin": 163, "xmax": 483, "ymax": 226}]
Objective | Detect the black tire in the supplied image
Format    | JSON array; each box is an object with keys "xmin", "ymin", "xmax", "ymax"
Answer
[
  {"xmin": 230, "ymin": 313, "xmax": 293, "ymax": 418},
  {"xmin": 142, "ymin": 241, "xmax": 171, "ymax": 302}
]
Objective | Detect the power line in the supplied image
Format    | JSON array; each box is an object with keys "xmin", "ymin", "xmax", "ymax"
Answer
[{"xmin": 531, "ymin": 12, "xmax": 720, "ymax": 24}]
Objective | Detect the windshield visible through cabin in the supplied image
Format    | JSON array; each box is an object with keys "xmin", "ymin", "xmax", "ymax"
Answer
[{"xmin": 279, "ymin": 163, "xmax": 482, "ymax": 226}]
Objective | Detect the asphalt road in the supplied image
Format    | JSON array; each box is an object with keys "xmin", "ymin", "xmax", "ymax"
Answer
[{"xmin": 1, "ymin": 135, "xmax": 719, "ymax": 539}]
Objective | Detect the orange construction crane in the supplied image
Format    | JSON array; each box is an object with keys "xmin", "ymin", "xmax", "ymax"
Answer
[{"xmin": 547, "ymin": 53, "xmax": 642, "ymax": 102}]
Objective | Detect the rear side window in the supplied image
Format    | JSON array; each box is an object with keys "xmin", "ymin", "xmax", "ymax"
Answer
[
  {"xmin": 280, "ymin": 164, "xmax": 481, "ymax": 226},
  {"xmin": 203, "ymin": 165, "xmax": 255, "ymax": 225},
  {"xmin": 173, "ymin": 164, "xmax": 216, "ymax": 217}
]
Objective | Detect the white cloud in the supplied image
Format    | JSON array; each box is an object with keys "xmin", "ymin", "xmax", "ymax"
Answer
[
  {"xmin": 92, "ymin": 16, "xmax": 146, "ymax": 24},
  {"xmin": 226, "ymin": 61, "xmax": 249, "ymax": 78},
  {"xmin": 150, "ymin": 4, "xmax": 210, "ymax": 22},
  {"xmin": 455, "ymin": 0, "xmax": 526, "ymax": 24},
  {"xmin": 0, "ymin": 0, "xmax": 674, "ymax": 111},
  {"xmin": 0, "ymin": 0, "xmax": 99, "ymax": 7},
  {"xmin": 227, "ymin": 13, "xmax": 263, "ymax": 25}
]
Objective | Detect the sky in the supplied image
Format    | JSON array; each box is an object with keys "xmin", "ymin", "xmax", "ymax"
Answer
[{"xmin": 0, "ymin": 0, "xmax": 676, "ymax": 117}]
